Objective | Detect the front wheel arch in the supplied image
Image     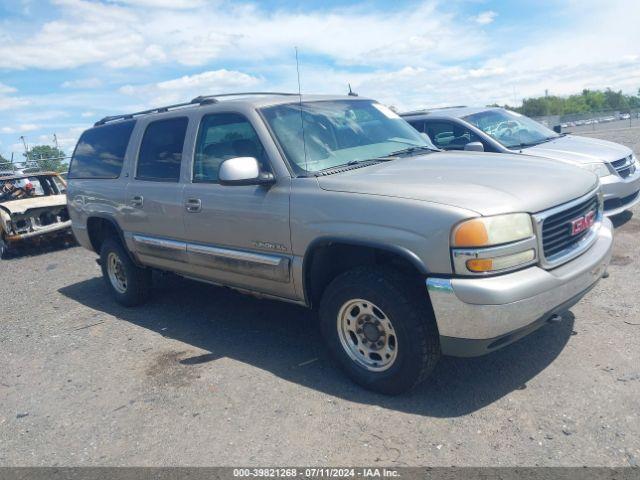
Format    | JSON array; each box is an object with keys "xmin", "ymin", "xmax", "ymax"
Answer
[{"xmin": 302, "ymin": 237, "xmax": 429, "ymax": 308}]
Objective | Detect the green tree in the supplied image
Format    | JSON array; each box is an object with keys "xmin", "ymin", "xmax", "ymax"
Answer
[
  {"xmin": 0, "ymin": 153, "xmax": 13, "ymax": 171},
  {"xmin": 24, "ymin": 145, "xmax": 68, "ymax": 172}
]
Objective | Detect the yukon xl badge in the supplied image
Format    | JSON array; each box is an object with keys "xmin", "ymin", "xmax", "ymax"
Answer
[
  {"xmin": 570, "ymin": 210, "xmax": 596, "ymax": 236},
  {"xmin": 252, "ymin": 241, "xmax": 288, "ymax": 252}
]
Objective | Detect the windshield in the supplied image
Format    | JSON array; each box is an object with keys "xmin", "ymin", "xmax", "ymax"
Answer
[
  {"xmin": 0, "ymin": 175, "xmax": 65, "ymax": 202},
  {"xmin": 463, "ymin": 109, "xmax": 559, "ymax": 149},
  {"xmin": 261, "ymin": 100, "xmax": 435, "ymax": 174}
]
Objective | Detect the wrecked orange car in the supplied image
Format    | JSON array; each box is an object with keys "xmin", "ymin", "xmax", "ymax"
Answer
[{"xmin": 0, "ymin": 172, "xmax": 72, "ymax": 258}]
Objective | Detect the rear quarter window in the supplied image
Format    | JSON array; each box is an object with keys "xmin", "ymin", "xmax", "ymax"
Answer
[{"xmin": 69, "ymin": 121, "xmax": 136, "ymax": 179}]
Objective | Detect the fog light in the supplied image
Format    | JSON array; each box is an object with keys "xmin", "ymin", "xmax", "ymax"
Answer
[{"xmin": 466, "ymin": 249, "xmax": 535, "ymax": 273}]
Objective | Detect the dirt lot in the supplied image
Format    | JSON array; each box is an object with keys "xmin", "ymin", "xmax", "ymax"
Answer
[{"xmin": 1, "ymin": 128, "xmax": 639, "ymax": 467}]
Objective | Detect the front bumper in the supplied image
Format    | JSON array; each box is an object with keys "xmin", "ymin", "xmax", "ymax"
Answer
[
  {"xmin": 6, "ymin": 220, "xmax": 72, "ymax": 243},
  {"xmin": 600, "ymin": 169, "xmax": 640, "ymax": 216},
  {"xmin": 427, "ymin": 218, "xmax": 613, "ymax": 357}
]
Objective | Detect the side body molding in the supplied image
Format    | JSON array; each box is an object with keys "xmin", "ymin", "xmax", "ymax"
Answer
[{"xmin": 132, "ymin": 234, "xmax": 291, "ymax": 283}]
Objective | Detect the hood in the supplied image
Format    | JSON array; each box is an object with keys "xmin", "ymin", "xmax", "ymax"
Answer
[
  {"xmin": 0, "ymin": 195, "xmax": 67, "ymax": 215},
  {"xmin": 317, "ymin": 152, "xmax": 598, "ymax": 216},
  {"xmin": 523, "ymin": 134, "xmax": 632, "ymax": 165}
]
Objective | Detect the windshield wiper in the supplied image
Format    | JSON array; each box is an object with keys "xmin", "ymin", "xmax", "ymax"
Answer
[
  {"xmin": 347, "ymin": 158, "xmax": 394, "ymax": 166},
  {"xmin": 314, "ymin": 157, "xmax": 393, "ymax": 176},
  {"xmin": 515, "ymin": 134, "xmax": 565, "ymax": 149},
  {"xmin": 383, "ymin": 145, "xmax": 439, "ymax": 157}
]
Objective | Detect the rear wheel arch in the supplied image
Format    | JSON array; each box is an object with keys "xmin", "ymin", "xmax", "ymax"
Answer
[
  {"xmin": 302, "ymin": 238, "xmax": 429, "ymax": 308},
  {"xmin": 86, "ymin": 216, "xmax": 132, "ymax": 258}
]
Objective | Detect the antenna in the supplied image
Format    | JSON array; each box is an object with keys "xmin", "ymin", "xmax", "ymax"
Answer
[
  {"xmin": 348, "ymin": 83, "xmax": 358, "ymax": 97},
  {"xmin": 295, "ymin": 47, "xmax": 308, "ymax": 172}
]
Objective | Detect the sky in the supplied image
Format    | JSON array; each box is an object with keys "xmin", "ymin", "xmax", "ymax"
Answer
[{"xmin": 0, "ymin": 0, "xmax": 639, "ymax": 159}]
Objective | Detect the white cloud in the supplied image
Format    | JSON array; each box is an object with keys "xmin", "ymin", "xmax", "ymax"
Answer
[
  {"xmin": 119, "ymin": 69, "xmax": 262, "ymax": 105},
  {"xmin": 0, "ymin": 1, "xmax": 489, "ymax": 70},
  {"xmin": 61, "ymin": 77, "xmax": 103, "ymax": 89},
  {"xmin": 0, "ymin": 83, "xmax": 17, "ymax": 94},
  {"xmin": 0, "ymin": 96, "xmax": 31, "ymax": 111},
  {"xmin": 106, "ymin": 0, "xmax": 206, "ymax": 8},
  {"xmin": 474, "ymin": 11, "xmax": 497, "ymax": 25},
  {"xmin": 1, "ymin": 124, "xmax": 40, "ymax": 134}
]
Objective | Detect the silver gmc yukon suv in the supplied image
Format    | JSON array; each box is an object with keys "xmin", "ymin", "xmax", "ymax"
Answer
[{"xmin": 67, "ymin": 93, "xmax": 613, "ymax": 394}]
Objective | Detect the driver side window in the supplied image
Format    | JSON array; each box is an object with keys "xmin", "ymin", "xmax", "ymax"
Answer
[
  {"xmin": 425, "ymin": 121, "xmax": 482, "ymax": 151},
  {"xmin": 193, "ymin": 113, "xmax": 269, "ymax": 183}
]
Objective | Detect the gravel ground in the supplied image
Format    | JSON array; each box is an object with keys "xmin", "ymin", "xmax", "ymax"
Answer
[{"xmin": 1, "ymin": 128, "xmax": 639, "ymax": 467}]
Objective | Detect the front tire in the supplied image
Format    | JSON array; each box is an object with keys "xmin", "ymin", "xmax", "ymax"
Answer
[
  {"xmin": 100, "ymin": 237, "xmax": 151, "ymax": 307},
  {"xmin": 319, "ymin": 266, "xmax": 440, "ymax": 395}
]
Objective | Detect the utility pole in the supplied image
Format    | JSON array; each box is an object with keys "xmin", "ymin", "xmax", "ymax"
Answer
[
  {"xmin": 53, "ymin": 133, "xmax": 59, "ymax": 150},
  {"xmin": 19, "ymin": 136, "xmax": 29, "ymax": 159}
]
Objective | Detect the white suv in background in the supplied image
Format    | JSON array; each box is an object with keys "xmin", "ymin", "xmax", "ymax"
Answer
[{"xmin": 402, "ymin": 107, "xmax": 640, "ymax": 217}]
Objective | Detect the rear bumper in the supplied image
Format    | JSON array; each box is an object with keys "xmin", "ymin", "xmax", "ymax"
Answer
[
  {"xmin": 427, "ymin": 218, "xmax": 613, "ymax": 357},
  {"xmin": 600, "ymin": 170, "xmax": 640, "ymax": 216}
]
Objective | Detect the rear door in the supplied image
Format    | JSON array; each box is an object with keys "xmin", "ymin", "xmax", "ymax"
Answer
[
  {"xmin": 181, "ymin": 111, "xmax": 293, "ymax": 298},
  {"xmin": 121, "ymin": 116, "xmax": 190, "ymax": 269}
]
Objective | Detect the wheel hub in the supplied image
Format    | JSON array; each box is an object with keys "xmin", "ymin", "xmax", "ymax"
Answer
[
  {"xmin": 107, "ymin": 252, "xmax": 127, "ymax": 294},
  {"xmin": 362, "ymin": 321, "xmax": 381, "ymax": 343},
  {"xmin": 337, "ymin": 299, "xmax": 398, "ymax": 372}
]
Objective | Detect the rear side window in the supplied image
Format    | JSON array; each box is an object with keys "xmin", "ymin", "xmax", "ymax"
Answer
[
  {"xmin": 136, "ymin": 117, "xmax": 188, "ymax": 182},
  {"xmin": 69, "ymin": 121, "xmax": 135, "ymax": 179}
]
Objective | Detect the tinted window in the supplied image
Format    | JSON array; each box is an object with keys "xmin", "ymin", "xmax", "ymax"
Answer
[
  {"xmin": 408, "ymin": 120, "xmax": 425, "ymax": 133},
  {"xmin": 69, "ymin": 121, "xmax": 135, "ymax": 179},
  {"xmin": 193, "ymin": 113, "xmax": 268, "ymax": 183},
  {"xmin": 136, "ymin": 117, "xmax": 188, "ymax": 182},
  {"xmin": 425, "ymin": 121, "xmax": 482, "ymax": 150}
]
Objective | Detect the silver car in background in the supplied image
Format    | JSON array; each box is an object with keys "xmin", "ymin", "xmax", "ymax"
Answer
[{"xmin": 401, "ymin": 107, "xmax": 640, "ymax": 216}]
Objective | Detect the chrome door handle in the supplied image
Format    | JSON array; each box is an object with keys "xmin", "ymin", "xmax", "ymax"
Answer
[
  {"xmin": 130, "ymin": 195, "xmax": 144, "ymax": 208},
  {"xmin": 185, "ymin": 198, "xmax": 202, "ymax": 213}
]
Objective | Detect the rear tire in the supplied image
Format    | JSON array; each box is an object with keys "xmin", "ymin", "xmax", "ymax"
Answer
[
  {"xmin": 100, "ymin": 237, "xmax": 151, "ymax": 307},
  {"xmin": 319, "ymin": 266, "xmax": 440, "ymax": 395}
]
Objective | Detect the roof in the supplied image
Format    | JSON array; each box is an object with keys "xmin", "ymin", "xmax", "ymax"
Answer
[
  {"xmin": 400, "ymin": 106, "xmax": 501, "ymax": 119},
  {"xmin": 0, "ymin": 172, "xmax": 60, "ymax": 181},
  {"xmin": 94, "ymin": 93, "xmax": 370, "ymax": 127}
]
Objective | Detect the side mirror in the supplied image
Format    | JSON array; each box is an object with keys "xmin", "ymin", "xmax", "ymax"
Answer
[
  {"xmin": 553, "ymin": 125, "xmax": 562, "ymax": 134},
  {"xmin": 464, "ymin": 142, "xmax": 484, "ymax": 152},
  {"xmin": 218, "ymin": 157, "xmax": 275, "ymax": 186}
]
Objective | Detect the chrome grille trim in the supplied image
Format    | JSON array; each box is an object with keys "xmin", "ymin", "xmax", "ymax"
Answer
[
  {"xmin": 532, "ymin": 187, "xmax": 603, "ymax": 269},
  {"xmin": 610, "ymin": 155, "xmax": 636, "ymax": 178}
]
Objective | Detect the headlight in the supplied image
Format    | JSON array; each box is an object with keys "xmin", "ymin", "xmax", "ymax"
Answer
[
  {"xmin": 451, "ymin": 213, "xmax": 536, "ymax": 275},
  {"xmin": 582, "ymin": 163, "xmax": 612, "ymax": 178},
  {"xmin": 452, "ymin": 213, "xmax": 533, "ymax": 247}
]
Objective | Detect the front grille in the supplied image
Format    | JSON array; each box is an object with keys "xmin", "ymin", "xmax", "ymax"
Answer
[
  {"xmin": 610, "ymin": 155, "xmax": 635, "ymax": 178},
  {"xmin": 541, "ymin": 194, "xmax": 599, "ymax": 259}
]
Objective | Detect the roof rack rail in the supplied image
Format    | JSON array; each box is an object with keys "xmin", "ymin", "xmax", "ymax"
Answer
[
  {"xmin": 94, "ymin": 92, "xmax": 299, "ymax": 127},
  {"xmin": 190, "ymin": 92, "xmax": 299, "ymax": 103}
]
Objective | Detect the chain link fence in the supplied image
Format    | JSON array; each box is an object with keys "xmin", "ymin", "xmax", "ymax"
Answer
[
  {"xmin": 0, "ymin": 155, "xmax": 71, "ymax": 174},
  {"xmin": 532, "ymin": 109, "xmax": 640, "ymax": 132}
]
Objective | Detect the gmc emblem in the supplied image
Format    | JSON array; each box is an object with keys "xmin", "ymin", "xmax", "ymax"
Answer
[{"xmin": 570, "ymin": 210, "xmax": 596, "ymax": 236}]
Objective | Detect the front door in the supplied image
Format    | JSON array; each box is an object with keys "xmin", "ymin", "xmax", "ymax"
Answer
[{"xmin": 181, "ymin": 112, "xmax": 293, "ymax": 298}]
